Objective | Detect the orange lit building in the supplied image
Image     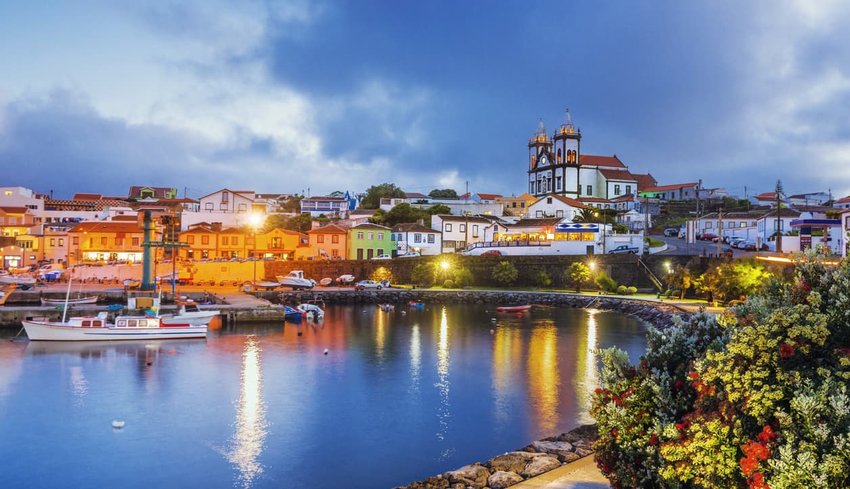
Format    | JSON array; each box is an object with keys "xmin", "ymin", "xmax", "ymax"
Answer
[
  {"xmin": 0, "ymin": 206, "xmax": 36, "ymax": 237},
  {"xmin": 180, "ymin": 224, "xmax": 219, "ymax": 260},
  {"xmin": 253, "ymin": 228, "xmax": 307, "ymax": 260},
  {"xmin": 306, "ymin": 224, "xmax": 348, "ymax": 259},
  {"xmin": 179, "ymin": 226, "xmax": 306, "ymax": 261},
  {"xmin": 67, "ymin": 221, "xmax": 150, "ymax": 265}
]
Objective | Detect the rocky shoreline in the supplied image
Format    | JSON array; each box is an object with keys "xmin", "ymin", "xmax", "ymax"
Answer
[
  {"xmin": 395, "ymin": 425, "xmax": 598, "ymax": 489},
  {"xmin": 271, "ymin": 289, "xmax": 687, "ymax": 328}
]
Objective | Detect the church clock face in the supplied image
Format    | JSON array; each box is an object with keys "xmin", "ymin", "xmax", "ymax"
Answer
[{"xmin": 540, "ymin": 156, "xmax": 547, "ymax": 166}]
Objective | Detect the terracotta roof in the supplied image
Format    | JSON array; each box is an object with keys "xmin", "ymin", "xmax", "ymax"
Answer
[
  {"xmin": 598, "ymin": 169, "xmax": 636, "ymax": 181},
  {"xmin": 156, "ymin": 198, "xmax": 199, "ymax": 204},
  {"xmin": 0, "ymin": 206, "xmax": 28, "ymax": 213},
  {"xmin": 537, "ymin": 194, "xmax": 590, "ymax": 209},
  {"xmin": 392, "ymin": 223, "xmax": 437, "ymax": 233},
  {"xmin": 580, "ymin": 154, "xmax": 626, "ymax": 168},
  {"xmin": 699, "ymin": 212, "xmax": 762, "ymax": 220},
  {"xmin": 350, "ymin": 223, "xmax": 391, "ymax": 231},
  {"xmin": 68, "ymin": 222, "xmax": 143, "ymax": 233},
  {"xmin": 433, "ymin": 214, "xmax": 494, "ymax": 224},
  {"xmin": 759, "ymin": 208, "xmax": 802, "ymax": 218},
  {"xmin": 476, "ymin": 193, "xmax": 503, "ymax": 200},
  {"xmin": 631, "ymin": 173, "xmax": 658, "ymax": 191},
  {"xmin": 181, "ymin": 226, "xmax": 217, "ymax": 234},
  {"xmin": 110, "ymin": 215, "xmax": 138, "ymax": 222},
  {"xmin": 72, "ymin": 193, "xmax": 103, "ymax": 201},
  {"xmin": 754, "ymin": 192, "xmax": 783, "ymax": 201},
  {"xmin": 510, "ymin": 218, "xmax": 563, "ymax": 227},
  {"xmin": 302, "ymin": 196, "xmax": 348, "ymax": 202},
  {"xmin": 611, "ymin": 194, "xmax": 636, "ymax": 203},
  {"xmin": 404, "ymin": 192, "xmax": 429, "ymax": 199},
  {"xmin": 307, "ymin": 224, "xmax": 348, "ymax": 234},
  {"xmin": 643, "ymin": 183, "xmax": 699, "ymax": 192},
  {"xmin": 578, "ymin": 197, "xmax": 612, "ymax": 203},
  {"xmin": 835, "ymin": 196, "xmax": 850, "ymax": 204}
]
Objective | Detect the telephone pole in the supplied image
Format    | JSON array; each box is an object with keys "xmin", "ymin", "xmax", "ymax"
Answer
[{"xmin": 717, "ymin": 208, "xmax": 723, "ymax": 257}]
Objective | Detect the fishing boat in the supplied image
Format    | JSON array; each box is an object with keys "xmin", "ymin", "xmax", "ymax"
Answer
[
  {"xmin": 276, "ymin": 271, "xmax": 316, "ymax": 290},
  {"xmin": 284, "ymin": 305, "xmax": 304, "ymax": 321},
  {"xmin": 160, "ymin": 300, "xmax": 220, "ymax": 327},
  {"xmin": 379, "ymin": 303, "xmax": 395, "ymax": 312},
  {"xmin": 41, "ymin": 296, "xmax": 99, "ymax": 306},
  {"xmin": 495, "ymin": 305, "xmax": 532, "ymax": 313},
  {"xmin": 22, "ymin": 312, "xmax": 207, "ymax": 341}
]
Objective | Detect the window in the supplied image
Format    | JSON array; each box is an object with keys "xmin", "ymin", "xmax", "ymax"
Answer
[
  {"xmin": 459, "ymin": 224, "xmax": 466, "ymax": 232},
  {"xmin": 73, "ymin": 236, "xmax": 79, "ymax": 245},
  {"xmin": 205, "ymin": 203, "xmax": 213, "ymax": 211},
  {"xmin": 377, "ymin": 233, "xmax": 384, "ymax": 240},
  {"xmin": 201, "ymin": 235, "xmax": 209, "ymax": 245},
  {"xmin": 238, "ymin": 203, "xmax": 247, "ymax": 212},
  {"xmin": 547, "ymin": 197, "xmax": 553, "ymax": 204},
  {"xmin": 222, "ymin": 236, "xmax": 229, "ymax": 245},
  {"xmin": 115, "ymin": 238, "xmax": 123, "ymax": 246},
  {"xmin": 317, "ymin": 235, "xmax": 325, "ymax": 243},
  {"xmin": 626, "ymin": 185, "xmax": 632, "ymax": 195},
  {"xmin": 427, "ymin": 234, "xmax": 435, "ymax": 244},
  {"xmin": 536, "ymin": 210, "xmax": 543, "ymax": 217},
  {"xmin": 521, "ymin": 202, "xmax": 526, "ymax": 208},
  {"xmin": 221, "ymin": 191, "xmax": 229, "ymax": 203},
  {"xmin": 58, "ymin": 239, "xmax": 64, "ymax": 246},
  {"xmin": 445, "ymin": 223, "xmax": 452, "ymax": 232},
  {"xmin": 50, "ymin": 238, "xmax": 55, "ymax": 246},
  {"xmin": 556, "ymin": 210, "xmax": 564, "ymax": 218},
  {"xmin": 357, "ymin": 232, "xmax": 364, "ymax": 239},
  {"xmin": 100, "ymin": 237, "xmax": 107, "ymax": 246},
  {"xmin": 331, "ymin": 235, "xmax": 339, "ymax": 244},
  {"xmin": 220, "ymin": 203, "xmax": 228, "ymax": 210},
  {"xmin": 578, "ymin": 185, "xmax": 582, "ymax": 195},
  {"xmin": 414, "ymin": 233, "xmax": 422, "ymax": 243},
  {"xmin": 331, "ymin": 249, "xmax": 339, "ymax": 257},
  {"xmin": 706, "ymin": 222, "xmax": 713, "ymax": 229},
  {"xmin": 614, "ymin": 185, "xmax": 621, "ymax": 195},
  {"xmin": 556, "ymin": 176, "xmax": 562, "ymax": 190},
  {"xmin": 740, "ymin": 222, "xmax": 746, "ymax": 228},
  {"xmin": 367, "ymin": 232, "xmax": 374, "ymax": 240},
  {"xmin": 187, "ymin": 236, "xmax": 195, "ymax": 244},
  {"xmin": 586, "ymin": 185, "xmax": 592, "ymax": 195},
  {"xmin": 472, "ymin": 225, "xmax": 479, "ymax": 238},
  {"xmin": 232, "ymin": 236, "xmax": 238, "ymax": 245}
]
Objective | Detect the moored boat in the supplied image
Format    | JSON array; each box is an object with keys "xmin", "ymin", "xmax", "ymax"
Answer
[
  {"xmin": 22, "ymin": 312, "xmax": 207, "ymax": 341},
  {"xmin": 495, "ymin": 305, "xmax": 532, "ymax": 313},
  {"xmin": 296, "ymin": 303, "xmax": 324, "ymax": 319},
  {"xmin": 41, "ymin": 296, "xmax": 99, "ymax": 306},
  {"xmin": 160, "ymin": 301, "xmax": 220, "ymax": 327},
  {"xmin": 0, "ymin": 275, "xmax": 36, "ymax": 286}
]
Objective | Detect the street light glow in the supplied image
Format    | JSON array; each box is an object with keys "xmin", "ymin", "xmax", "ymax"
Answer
[
  {"xmin": 588, "ymin": 261, "xmax": 597, "ymax": 271},
  {"xmin": 440, "ymin": 260, "xmax": 451, "ymax": 271},
  {"xmin": 248, "ymin": 213, "xmax": 264, "ymax": 229}
]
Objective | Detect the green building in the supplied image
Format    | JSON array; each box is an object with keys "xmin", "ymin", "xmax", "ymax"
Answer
[{"xmin": 347, "ymin": 223, "xmax": 394, "ymax": 260}]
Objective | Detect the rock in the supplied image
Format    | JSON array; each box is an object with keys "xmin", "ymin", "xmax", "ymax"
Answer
[
  {"xmin": 487, "ymin": 471, "xmax": 523, "ymax": 489},
  {"xmin": 560, "ymin": 452, "xmax": 581, "ymax": 463},
  {"xmin": 489, "ymin": 452, "xmax": 540, "ymax": 473},
  {"xmin": 575, "ymin": 447, "xmax": 593, "ymax": 458},
  {"xmin": 520, "ymin": 455, "xmax": 561, "ymax": 478},
  {"xmin": 444, "ymin": 464, "xmax": 489, "ymax": 488},
  {"xmin": 531, "ymin": 440, "xmax": 574, "ymax": 458}
]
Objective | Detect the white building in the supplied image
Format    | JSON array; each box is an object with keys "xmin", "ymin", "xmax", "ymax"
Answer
[
  {"xmin": 833, "ymin": 196, "xmax": 850, "ymax": 210},
  {"xmin": 526, "ymin": 194, "xmax": 588, "ymax": 220},
  {"xmin": 843, "ymin": 211, "xmax": 850, "ymax": 257},
  {"xmin": 466, "ymin": 220, "xmax": 644, "ymax": 256},
  {"xmin": 300, "ymin": 196, "xmax": 350, "ymax": 217},
  {"xmin": 787, "ymin": 192, "xmax": 831, "ymax": 206},
  {"xmin": 391, "ymin": 223, "xmax": 442, "ymax": 256},
  {"xmin": 184, "ymin": 189, "xmax": 266, "ymax": 230},
  {"xmin": 431, "ymin": 214, "xmax": 493, "ymax": 253}
]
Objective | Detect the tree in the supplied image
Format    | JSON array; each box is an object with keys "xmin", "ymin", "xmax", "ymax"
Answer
[
  {"xmin": 667, "ymin": 264, "xmax": 694, "ymax": 299},
  {"xmin": 381, "ymin": 203, "xmax": 422, "ymax": 227},
  {"xmin": 491, "ymin": 261, "xmax": 518, "ymax": 286},
  {"xmin": 427, "ymin": 204, "xmax": 452, "ymax": 215},
  {"xmin": 263, "ymin": 213, "xmax": 311, "ymax": 233},
  {"xmin": 281, "ymin": 195, "xmax": 303, "ymax": 213},
  {"xmin": 410, "ymin": 263, "xmax": 433, "ymax": 287},
  {"xmin": 360, "ymin": 183, "xmax": 405, "ymax": 209},
  {"xmin": 428, "ymin": 188, "xmax": 458, "ymax": 199},
  {"xmin": 695, "ymin": 260, "xmax": 771, "ymax": 304},
  {"xmin": 533, "ymin": 269, "xmax": 552, "ymax": 288},
  {"xmin": 565, "ymin": 262, "xmax": 591, "ymax": 293}
]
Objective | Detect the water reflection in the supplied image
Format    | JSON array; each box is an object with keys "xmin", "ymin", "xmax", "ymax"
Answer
[
  {"xmin": 492, "ymin": 326, "xmax": 522, "ymax": 424},
  {"xmin": 69, "ymin": 365, "xmax": 87, "ymax": 406},
  {"xmin": 527, "ymin": 322, "xmax": 560, "ymax": 435},
  {"xmin": 227, "ymin": 336, "xmax": 267, "ymax": 488},
  {"xmin": 409, "ymin": 323, "xmax": 421, "ymax": 394},
  {"xmin": 435, "ymin": 307, "xmax": 453, "ymax": 459},
  {"xmin": 573, "ymin": 309, "xmax": 599, "ymax": 424},
  {"xmin": 375, "ymin": 309, "xmax": 387, "ymax": 363}
]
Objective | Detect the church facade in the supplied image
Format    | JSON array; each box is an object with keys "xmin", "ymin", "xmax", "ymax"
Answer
[{"xmin": 527, "ymin": 111, "xmax": 641, "ymax": 202}]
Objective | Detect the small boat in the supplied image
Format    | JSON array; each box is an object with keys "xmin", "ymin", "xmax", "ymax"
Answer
[
  {"xmin": 284, "ymin": 305, "xmax": 304, "ymax": 321},
  {"xmin": 276, "ymin": 271, "xmax": 316, "ymax": 290},
  {"xmin": 41, "ymin": 296, "xmax": 99, "ymax": 306},
  {"xmin": 319, "ymin": 278, "xmax": 333, "ymax": 287},
  {"xmin": 379, "ymin": 304, "xmax": 395, "ymax": 312},
  {"xmin": 296, "ymin": 303, "xmax": 324, "ymax": 319},
  {"xmin": 22, "ymin": 312, "xmax": 207, "ymax": 341},
  {"xmin": 160, "ymin": 301, "xmax": 220, "ymax": 327},
  {"xmin": 408, "ymin": 301, "xmax": 425, "ymax": 310},
  {"xmin": 253, "ymin": 281, "xmax": 281, "ymax": 289},
  {"xmin": 495, "ymin": 305, "xmax": 532, "ymax": 313}
]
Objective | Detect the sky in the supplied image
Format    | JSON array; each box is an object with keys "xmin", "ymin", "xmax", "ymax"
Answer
[{"xmin": 1, "ymin": 0, "xmax": 850, "ymax": 200}]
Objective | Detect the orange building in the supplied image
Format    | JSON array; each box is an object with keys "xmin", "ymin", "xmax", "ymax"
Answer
[
  {"xmin": 0, "ymin": 206, "xmax": 36, "ymax": 237},
  {"xmin": 253, "ymin": 228, "xmax": 306, "ymax": 259},
  {"xmin": 306, "ymin": 224, "xmax": 348, "ymax": 259},
  {"xmin": 180, "ymin": 224, "xmax": 219, "ymax": 260},
  {"xmin": 67, "ymin": 221, "xmax": 150, "ymax": 265}
]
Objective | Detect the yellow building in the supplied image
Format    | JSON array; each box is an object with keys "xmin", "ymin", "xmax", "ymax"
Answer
[
  {"xmin": 496, "ymin": 193, "xmax": 537, "ymax": 217},
  {"xmin": 218, "ymin": 227, "xmax": 244, "ymax": 259},
  {"xmin": 67, "ymin": 221, "xmax": 150, "ymax": 265},
  {"xmin": 180, "ymin": 224, "xmax": 219, "ymax": 260},
  {"xmin": 253, "ymin": 228, "xmax": 307, "ymax": 260},
  {"xmin": 0, "ymin": 206, "xmax": 36, "ymax": 237}
]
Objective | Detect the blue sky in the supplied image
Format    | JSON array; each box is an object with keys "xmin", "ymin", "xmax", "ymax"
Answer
[{"xmin": 1, "ymin": 0, "xmax": 849, "ymax": 200}]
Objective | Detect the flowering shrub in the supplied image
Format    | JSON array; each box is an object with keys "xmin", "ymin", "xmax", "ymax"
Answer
[{"xmin": 593, "ymin": 253, "xmax": 850, "ymax": 488}]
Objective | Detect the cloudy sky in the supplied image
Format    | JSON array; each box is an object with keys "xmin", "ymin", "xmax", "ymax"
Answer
[{"xmin": 1, "ymin": 0, "xmax": 849, "ymax": 200}]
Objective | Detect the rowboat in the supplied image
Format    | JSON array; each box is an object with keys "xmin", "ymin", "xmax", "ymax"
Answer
[
  {"xmin": 41, "ymin": 296, "xmax": 99, "ymax": 306},
  {"xmin": 495, "ymin": 305, "xmax": 532, "ymax": 313}
]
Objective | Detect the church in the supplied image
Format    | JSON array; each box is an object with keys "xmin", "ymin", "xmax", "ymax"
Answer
[{"xmin": 527, "ymin": 111, "xmax": 650, "ymax": 202}]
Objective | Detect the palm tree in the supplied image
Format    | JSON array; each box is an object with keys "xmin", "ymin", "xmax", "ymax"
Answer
[{"xmin": 775, "ymin": 180, "xmax": 784, "ymax": 253}]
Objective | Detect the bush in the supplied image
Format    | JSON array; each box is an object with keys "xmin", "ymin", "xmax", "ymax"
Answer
[
  {"xmin": 442, "ymin": 279, "xmax": 455, "ymax": 288},
  {"xmin": 453, "ymin": 268, "xmax": 474, "ymax": 288},
  {"xmin": 593, "ymin": 252, "xmax": 850, "ymax": 488},
  {"xmin": 595, "ymin": 272, "xmax": 618, "ymax": 293},
  {"xmin": 565, "ymin": 262, "xmax": 592, "ymax": 293},
  {"xmin": 410, "ymin": 263, "xmax": 433, "ymax": 287},
  {"xmin": 492, "ymin": 261, "xmax": 518, "ymax": 286},
  {"xmin": 534, "ymin": 269, "xmax": 552, "ymax": 288},
  {"xmin": 616, "ymin": 285, "xmax": 627, "ymax": 295},
  {"xmin": 627, "ymin": 286, "xmax": 637, "ymax": 295}
]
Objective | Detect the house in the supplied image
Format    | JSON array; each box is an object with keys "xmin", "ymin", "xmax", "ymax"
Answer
[
  {"xmin": 694, "ymin": 212, "xmax": 763, "ymax": 240},
  {"xmin": 638, "ymin": 183, "xmax": 699, "ymax": 201},
  {"xmin": 183, "ymin": 189, "xmax": 265, "ymax": 230},
  {"xmin": 67, "ymin": 221, "xmax": 150, "ymax": 265},
  {"xmin": 306, "ymin": 224, "xmax": 348, "ymax": 260},
  {"xmin": 217, "ymin": 227, "xmax": 245, "ymax": 259},
  {"xmin": 345, "ymin": 209, "xmax": 378, "ymax": 226},
  {"xmin": 618, "ymin": 209, "xmax": 650, "ymax": 231},
  {"xmin": 750, "ymin": 192, "xmax": 786, "ymax": 208},
  {"xmin": 430, "ymin": 215, "xmax": 493, "ymax": 253},
  {"xmin": 526, "ymin": 194, "xmax": 588, "ymax": 220},
  {"xmin": 458, "ymin": 192, "xmax": 504, "ymax": 204},
  {"xmin": 833, "ymin": 196, "xmax": 850, "ymax": 210},
  {"xmin": 0, "ymin": 187, "xmax": 43, "ymax": 212},
  {"xmin": 15, "ymin": 226, "xmax": 70, "ymax": 265},
  {"xmin": 0, "ymin": 206, "xmax": 37, "ymax": 237},
  {"xmin": 254, "ymin": 228, "xmax": 307, "ymax": 260},
  {"xmin": 128, "ymin": 186, "xmax": 178, "ymax": 200},
  {"xmin": 496, "ymin": 193, "xmax": 537, "ymax": 217},
  {"xmin": 631, "ymin": 173, "xmax": 658, "ymax": 192},
  {"xmin": 468, "ymin": 220, "xmax": 643, "ymax": 256},
  {"xmin": 300, "ymin": 196, "xmax": 350, "ymax": 217},
  {"xmin": 757, "ymin": 209, "xmax": 811, "ymax": 250},
  {"xmin": 180, "ymin": 224, "xmax": 220, "ymax": 260},
  {"xmin": 391, "ymin": 223, "xmax": 442, "ymax": 256},
  {"xmin": 347, "ymin": 223, "xmax": 393, "ymax": 260},
  {"xmin": 843, "ymin": 210, "xmax": 850, "ymax": 257},
  {"xmin": 787, "ymin": 192, "xmax": 831, "ymax": 207}
]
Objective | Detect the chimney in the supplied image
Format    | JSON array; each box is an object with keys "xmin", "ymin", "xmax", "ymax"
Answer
[{"xmin": 211, "ymin": 222, "xmax": 222, "ymax": 232}]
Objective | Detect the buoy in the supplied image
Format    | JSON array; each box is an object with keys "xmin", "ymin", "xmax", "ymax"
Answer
[
  {"xmin": 490, "ymin": 329, "xmax": 495, "ymax": 334},
  {"xmin": 323, "ymin": 348, "xmax": 329, "ymax": 355},
  {"xmin": 112, "ymin": 420, "xmax": 125, "ymax": 429},
  {"xmin": 491, "ymin": 318, "xmax": 497, "ymax": 322}
]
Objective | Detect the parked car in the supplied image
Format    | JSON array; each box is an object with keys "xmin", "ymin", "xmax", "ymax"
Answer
[
  {"xmin": 723, "ymin": 236, "xmax": 745, "ymax": 245},
  {"xmin": 663, "ymin": 228, "xmax": 680, "ymax": 237},
  {"xmin": 608, "ymin": 245, "xmax": 640, "ymax": 254},
  {"xmin": 371, "ymin": 254, "xmax": 392, "ymax": 260},
  {"xmin": 397, "ymin": 252, "xmax": 421, "ymax": 258},
  {"xmin": 699, "ymin": 233, "xmax": 718, "ymax": 241},
  {"xmin": 354, "ymin": 280, "xmax": 383, "ymax": 291},
  {"xmin": 481, "ymin": 250, "xmax": 503, "ymax": 257}
]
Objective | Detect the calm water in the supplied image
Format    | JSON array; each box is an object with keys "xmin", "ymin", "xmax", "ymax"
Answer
[{"xmin": 0, "ymin": 305, "xmax": 646, "ymax": 489}]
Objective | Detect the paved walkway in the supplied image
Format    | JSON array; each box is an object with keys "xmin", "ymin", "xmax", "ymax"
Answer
[
  {"xmin": 216, "ymin": 292, "xmax": 274, "ymax": 307},
  {"xmin": 513, "ymin": 456, "xmax": 609, "ymax": 489}
]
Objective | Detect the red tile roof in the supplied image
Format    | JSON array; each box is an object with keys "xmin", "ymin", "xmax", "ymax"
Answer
[
  {"xmin": 754, "ymin": 192, "xmax": 782, "ymax": 201},
  {"xmin": 0, "ymin": 206, "xmax": 29, "ymax": 214},
  {"xmin": 598, "ymin": 169, "xmax": 636, "ymax": 181},
  {"xmin": 392, "ymin": 223, "xmax": 437, "ymax": 233},
  {"xmin": 835, "ymin": 196, "xmax": 850, "ymax": 204},
  {"xmin": 580, "ymin": 154, "xmax": 626, "ymax": 168},
  {"xmin": 643, "ymin": 183, "xmax": 699, "ymax": 192},
  {"xmin": 477, "ymin": 193, "xmax": 503, "ymax": 200},
  {"xmin": 68, "ymin": 222, "xmax": 143, "ymax": 233},
  {"xmin": 546, "ymin": 194, "xmax": 590, "ymax": 209},
  {"xmin": 307, "ymin": 224, "xmax": 349, "ymax": 234},
  {"xmin": 612, "ymin": 194, "xmax": 636, "ymax": 203},
  {"xmin": 578, "ymin": 197, "xmax": 611, "ymax": 203},
  {"xmin": 631, "ymin": 173, "xmax": 658, "ymax": 191},
  {"xmin": 72, "ymin": 193, "xmax": 103, "ymax": 201},
  {"xmin": 350, "ymin": 223, "xmax": 391, "ymax": 231}
]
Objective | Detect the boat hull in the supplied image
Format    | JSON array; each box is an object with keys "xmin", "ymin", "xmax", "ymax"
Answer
[
  {"xmin": 22, "ymin": 320, "xmax": 207, "ymax": 341},
  {"xmin": 495, "ymin": 305, "xmax": 532, "ymax": 313},
  {"xmin": 160, "ymin": 311, "xmax": 220, "ymax": 327},
  {"xmin": 41, "ymin": 296, "xmax": 99, "ymax": 306}
]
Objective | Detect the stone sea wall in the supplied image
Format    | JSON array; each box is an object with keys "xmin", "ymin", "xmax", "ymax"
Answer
[{"xmin": 396, "ymin": 425, "xmax": 598, "ymax": 489}]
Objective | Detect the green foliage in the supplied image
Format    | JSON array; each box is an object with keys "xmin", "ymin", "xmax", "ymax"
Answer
[
  {"xmin": 667, "ymin": 264, "xmax": 694, "ymax": 299},
  {"xmin": 368, "ymin": 202, "xmax": 449, "ymax": 227},
  {"xmin": 491, "ymin": 261, "xmax": 518, "ymax": 286},
  {"xmin": 410, "ymin": 263, "xmax": 433, "ymax": 287},
  {"xmin": 427, "ymin": 204, "xmax": 452, "ymax": 216},
  {"xmin": 442, "ymin": 279, "xmax": 455, "ymax": 288},
  {"xmin": 428, "ymin": 188, "xmax": 458, "ymax": 199},
  {"xmin": 612, "ymin": 223, "xmax": 629, "ymax": 234},
  {"xmin": 453, "ymin": 268, "xmax": 474, "ymax": 288},
  {"xmin": 360, "ymin": 183, "xmax": 405, "ymax": 209},
  {"xmin": 616, "ymin": 285, "xmax": 627, "ymax": 295},
  {"xmin": 696, "ymin": 260, "xmax": 772, "ymax": 304},
  {"xmin": 627, "ymin": 286, "xmax": 637, "ymax": 295},
  {"xmin": 533, "ymin": 269, "xmax": 552, "ymax": 288},
  {"xmin": 263, "ymin": 213, "xmax": 311, "ymax": 233},
  {"xmin": 593, "ymin": 253, "xmax": 850, "ymax": 488},
  {"xmin": 280, "ymin": 195, "xmax": 303, "ymax": 213},
  {"xmin": 565, "ymin": 262, "xmax": 591, "ymax": 293},
  {"xmin": 595, "ymin": 272, "xmax": 618, "ymax": 293}
]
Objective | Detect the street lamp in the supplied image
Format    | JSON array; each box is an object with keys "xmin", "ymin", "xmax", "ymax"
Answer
[{"xmin": 248, "ymin": 213, "xmax": 265, "ymax": 286}]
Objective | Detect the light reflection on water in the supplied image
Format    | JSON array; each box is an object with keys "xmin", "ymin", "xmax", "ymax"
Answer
[{"xmin": 0, "ymin": 304, "xmax": 646, "ymax": 489}]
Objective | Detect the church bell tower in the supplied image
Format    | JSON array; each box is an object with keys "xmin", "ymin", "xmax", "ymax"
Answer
[{"xmin": 552, "ymin": 109, "xmax": 581, "ymax": 196}]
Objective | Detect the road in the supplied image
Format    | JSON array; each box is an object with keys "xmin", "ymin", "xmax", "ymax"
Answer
[{"xmin": 653, "ymin": 235, "xmax": 750, "ymax": 258}]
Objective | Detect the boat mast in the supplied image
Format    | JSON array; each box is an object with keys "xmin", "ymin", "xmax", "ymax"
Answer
[{"xmin": 62, "ymin": 269, "xmax": 73, "ymax": 323}]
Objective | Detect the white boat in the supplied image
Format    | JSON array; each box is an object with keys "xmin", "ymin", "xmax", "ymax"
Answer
[
  {"xmin": 276, "ymin": 271, "xmax": 315, "ymax": 290},
  {"xmin": 41, "ymin": 296, "xmax": 99, "ymax": 306},
  {"xmin": 296, "ymin": 303, "xmax": 324, "ymax": 319},
  {"xmin": 22, "ymin": 312, "xmax": 207, "ymax": 341},
  {"xmin": 0, "ymin": 275, "xmax": 36, "ymax": 286},
  {"xmin": 160, "ymin": 301, "xmax": 220, "ymax": 327}
]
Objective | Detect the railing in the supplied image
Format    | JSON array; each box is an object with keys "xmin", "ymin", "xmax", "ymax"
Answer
[
  {"xmin": 468, "ymin": 240, "xmax": 553, "ymax": 249},
  {"xmin": 637, "ymin": 257, "xmax": 665, "ymax": 293}
]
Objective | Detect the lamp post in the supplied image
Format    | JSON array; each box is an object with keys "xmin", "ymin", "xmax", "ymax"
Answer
[{"xmin": 248, "ymin": 213, "xmax": 265, "ymax": 286}]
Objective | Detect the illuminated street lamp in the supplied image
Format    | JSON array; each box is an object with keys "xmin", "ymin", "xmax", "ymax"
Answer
[{"xmin": 248, "ymin": 213, "xmax": 265, "ymax": 286}]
